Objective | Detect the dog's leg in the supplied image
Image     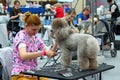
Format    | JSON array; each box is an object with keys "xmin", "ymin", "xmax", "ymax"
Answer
[
  {"xmin": 87, "ymin": 53, "xmax": 98, "ymax": 70},
  {"xmin": 77, "ymin": 48, "xmax": 89, "ymax": 70},
  {"xmin": 77, "ymin": 42, "xmax": 90, "ymax": 70},
  {"xmin": 60, "ymin": 47, "xmax": 72, "ymax": 68},
  {"xmin": 87, "ymin": 52, "xmax": 98, "ymax": 70},
  {"xmin": 78, "ymin": 56, "xmax": 89, "ymax": 70},
  {"xmin": 86, "ymin": 37, "xmax": 99, "ymax": 69},
  {"xmin": 89, "ymin": 58, "xmax": 98, "ymax": 70}
]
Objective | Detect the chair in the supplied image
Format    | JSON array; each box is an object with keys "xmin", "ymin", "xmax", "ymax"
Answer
[
  {"xmin": 0, "ymin": 47, "xmax": 13, "ymax": 80},
  {"xmin": 0, "ymin": 24, "xmax": 9, "ymax": 47}
]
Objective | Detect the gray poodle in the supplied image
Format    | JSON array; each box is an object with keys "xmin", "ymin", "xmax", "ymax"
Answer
[{"xmin": 51, "ymin": 18, "xmax": 100, "ymax": 70}]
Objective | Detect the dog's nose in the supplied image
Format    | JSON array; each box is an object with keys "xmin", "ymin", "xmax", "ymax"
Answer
[{"xmin": 51, "ymin": 30, "xmax": 53, "ymax": 32}]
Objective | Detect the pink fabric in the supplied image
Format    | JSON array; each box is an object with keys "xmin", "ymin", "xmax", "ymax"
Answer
[{"xmin": 12, "ymin": 30, "xmax": 45, "ymax": 75}]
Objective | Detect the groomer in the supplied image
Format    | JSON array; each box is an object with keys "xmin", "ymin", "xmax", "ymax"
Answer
[
  {"xmin": 106, "ymin": 0, "xmax": 119, "ymax": 20},
  {"xmin": 106, "ymin": 0, "xmax": 119, "ymax": 42}
]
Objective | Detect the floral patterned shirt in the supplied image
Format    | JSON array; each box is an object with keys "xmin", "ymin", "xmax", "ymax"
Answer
[{"xmin": 11, "ymin": 30, "xmax": 45, "ymax": 75}]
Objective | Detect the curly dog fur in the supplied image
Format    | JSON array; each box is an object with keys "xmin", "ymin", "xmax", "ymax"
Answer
[{"xmin": 51, "ymin": 18, "xmax": 100, "ymax": 70}]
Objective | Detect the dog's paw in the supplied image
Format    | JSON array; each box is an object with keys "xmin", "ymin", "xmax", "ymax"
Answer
[{"xmin": 89, "ymin": 65, "xmax": 99, "ymax": 70}]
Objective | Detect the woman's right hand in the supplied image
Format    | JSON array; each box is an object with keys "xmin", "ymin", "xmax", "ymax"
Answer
[
  {"xmin": 45, "ymin": 50, "xmax": 56, "ymax": 58},
  {"xmin": 18, "ymin": 13, "xmax": 22, "ymax": 16}
]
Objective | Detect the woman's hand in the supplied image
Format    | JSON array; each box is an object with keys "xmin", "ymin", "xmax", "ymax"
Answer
[
  {"xmin": 18, "ymin": 13, "xmax": 22, "ymax": 16},
  {"xmin": 45, "ymin": 50, "xmax": 56, "ymax": 58}
]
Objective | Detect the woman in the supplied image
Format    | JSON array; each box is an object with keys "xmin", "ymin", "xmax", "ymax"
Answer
[
  {"xmin": 7, "ymin": 0, "xmax": 22, "ymax": 38},
  {"xmin": 11, "ymin": 12, "xmax": 56, "ymax": 80},
  {"xmin": 63, "ymin": 9, "xmax": 79, "ymax": 32},
  {"xmin": 51, "ymin": 3, "xmax": 64, "ymax": 18},
  {"xmin": 106, "ymin": 0, "xmax": 120, "ymax": 20},
  {"xmin": 78, "ymin": 7, "xmax": 91, "ymax": 24}
]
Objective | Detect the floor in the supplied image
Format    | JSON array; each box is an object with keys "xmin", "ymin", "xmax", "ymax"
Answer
[
  {"xmin": 102, "ymin": 35, "xmax": 120, "ymax": 80},
  {"xmin": 102, "ymin": 50, "xmax": 120, "ymax": 80}
]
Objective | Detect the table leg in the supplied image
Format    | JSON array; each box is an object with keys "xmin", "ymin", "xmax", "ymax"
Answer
[
  {"xmin": 82, "ymin": 77, "xmax": 87, "ymax": 80},
  {"xmin": 99, "ymin": 72, "xmax": 102, "ymax": 80},
  {"xmin": 101, "ymin": 35, "xmax": 104, "ymax": 55},
  {"xmin": 37, "ymin": 76, "xmax": 39, "ymax": 80}
]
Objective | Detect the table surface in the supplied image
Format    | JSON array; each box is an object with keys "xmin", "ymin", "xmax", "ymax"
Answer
[{"xmin": 22, "ymin": 64, "xmax": 115, "ymax": 80}]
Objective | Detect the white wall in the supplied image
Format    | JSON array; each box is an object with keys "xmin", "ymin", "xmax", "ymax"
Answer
[
  {"xmin": 71, "ymin": 0, "xmax": 86, "ymax": 14},
  {"xmin": 11, "ymin": 0, "xmax": 26, "ymax": 6}
]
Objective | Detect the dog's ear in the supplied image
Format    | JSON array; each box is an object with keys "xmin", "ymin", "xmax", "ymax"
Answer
[
  {"xmin": 55, "ymin": 27, "xmax": 73, "ymax": 42},
  {"xmin": 51, "ymin": 18, "xmax": 69, "ymax": 30},
  {"xmin": 50, "ymin": 30, "xmax": 55, "ymax": 39}
]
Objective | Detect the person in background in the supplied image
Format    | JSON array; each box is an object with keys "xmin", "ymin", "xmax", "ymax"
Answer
[
  {"xmin": 11, "ymin": 12, "xmax": 56, "ymax": 80},
  {"xmin": 51, "ymin": 3, "xmax": 64, "ymax": 18},
  {"xmin": 44, "ymin": 4, "xmax": 53, "ymax": 25},
  {"xmin": 106, "ymin": 0, "xmax": 119, "ymax": 20},
  {"xmin": 63, "ymin": 9, "xmax": 79, "ymax": 32},
  {"xmin": 106, "ymin": 0, "xmax": 120, "ymax": 33},
  {"xmin": 77, "ymin": 7, "xmax": 91, "ymax": 24},
  {"xmin": 7, "ymin": 0, "xmax": 22, "ymax": 39},
  {"xmin": 77, "ymin": 7, "xmax": 93, "ymax": 34},
  {"xmin": 101, "ymin": 0, "xmax": 120, "ymax": 50}
]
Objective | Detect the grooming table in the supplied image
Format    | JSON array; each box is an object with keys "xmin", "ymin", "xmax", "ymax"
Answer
[{"xmin": 22, "ymin": 63, "xmax": 114, "ymax": 80}]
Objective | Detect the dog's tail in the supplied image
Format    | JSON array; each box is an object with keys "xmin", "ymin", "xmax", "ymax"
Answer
[{"xmin": 86, "ymin": 37, "xmax": 100, "ymax": 58}]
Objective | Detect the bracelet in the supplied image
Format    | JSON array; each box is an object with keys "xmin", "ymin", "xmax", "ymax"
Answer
[{"xmin": 41, "ymin": 50, "xmax": 46, "ymax": 56}]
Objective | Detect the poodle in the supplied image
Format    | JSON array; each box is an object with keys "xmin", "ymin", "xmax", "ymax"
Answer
[{"xmin": 51, "ymin": 18, "xmax": 100, "ymax": 70}]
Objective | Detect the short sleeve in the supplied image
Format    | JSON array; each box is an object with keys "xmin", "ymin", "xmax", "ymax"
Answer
[
  {"xmin": 13, "ymin": 30, "xmax": 26, "ymax": 51},
  {"xmin": 111, "ymin": 5, "xmax": 117, "ymax": 12},
  {"xmin": 18, "ymin": 43, "xmax": 26, "ymax": 49},
  {"xmin": 78, "ymin": 14, "xmax": 82, "ymax": 19}
]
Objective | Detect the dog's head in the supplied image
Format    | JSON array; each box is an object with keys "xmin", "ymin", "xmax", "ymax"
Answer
[
  {"xmin": 51, "ymin": 18, "xmax": 68, "ymax": 30},
  {"xmin": 51, "ymin": 18, "xmax": 73, "ymax": 42}
]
